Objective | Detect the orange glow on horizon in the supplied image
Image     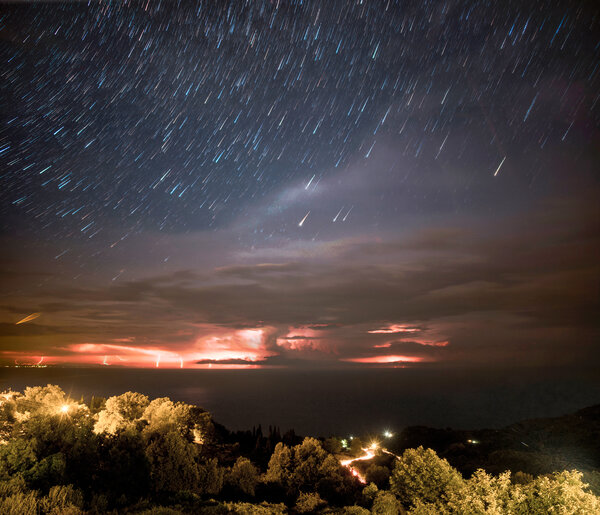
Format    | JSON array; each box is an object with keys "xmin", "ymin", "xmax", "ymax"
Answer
[
  {"xmin": 343, "ymin": 355, "xmax": 424, "ymax": 364},
  {"xmin": 1, "ymin": 326, "xmax": 276, "ymax": 368}
]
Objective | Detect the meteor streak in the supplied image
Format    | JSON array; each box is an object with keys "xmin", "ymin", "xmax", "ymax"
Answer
[
  {"xmin": 298, "ymin": 211, "xmax": 310, "ymax": 227},
  {"xmin": 305, "ymin": 174, "xmax": 315, "ymax": 189},
  {"xmin": 342, "ymin": 206, "xmax": 353, "ymax": 221},
  {"xmin": 333, "ymin": 206, "xmax": 344, "ymax": 222},
  {"xmin": 494, "ymin": 156, "xmax": 506, "ymax": 176},
  {"xmin": 16, "ymin": 313, "xmax": 40, "ymax": 324}
]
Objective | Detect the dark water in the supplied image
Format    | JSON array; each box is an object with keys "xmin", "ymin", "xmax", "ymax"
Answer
[{"xmin": 1, "ymin": 366, "xmax": 599, "ymax": 436}]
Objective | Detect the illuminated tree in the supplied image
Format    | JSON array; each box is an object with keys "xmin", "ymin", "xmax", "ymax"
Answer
[
  {"xmin": 228, "ymin": 457, "xmax": 259, "ymax": 496},
  {"xmin": 265, "ymin": 437, "xmax": 356, "ymax": 503},
  {"xmin": 316, "ymin": 454, "xmax": 356, "ymax": 504},
  {"xmin": 264, "ymin": 442, "xmax": 293, "ymax": 487},
  {"xmin": 408, "ymin": 469, "xmax": 600, "ymax": 514},
  {"xmin": 389, "ymin": 446, "xmax": 463, "ymax": 509},
  {"xmin": 430, "ymin": 469, "xmax": 524, "ymax": 514},
  {"xmin": 521, "ymin": 470, "xmax": 600, "ymax": 514},
  {"xmin": 142, "ymin": 397, "xmax": 213, "ymax": 445},
  {"xmin": 94, "ymin": 392, "xmax": 149, "ymax": 435},
  {"xmin": 293, "ymin": 437, "xmax": 329, "ymax": 488},
  {"xmin": 0, "ymin": 386, "xmax": 95, "ymax": 492},
  {"xmin": 15, "ymin": 385, "xmax": 71, "ymax": 417}
]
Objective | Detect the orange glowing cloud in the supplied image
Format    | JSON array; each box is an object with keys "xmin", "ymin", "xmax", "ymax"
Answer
[
  {"xmin": 343, "ymin": 355, "xmax": 424, "ymax": 364},
  {"xmin": 2, "ymin": 325, "xmax": 279, "ymax": 369},
  {"xmin": 60, "ymin": 327, "xmax": 277, "ymax": 368},
  {"xmin": 368, "ymin": 324, "xmax": 420, "ymax": 334},
  {"xmin": 276, "ymin": 326, "xmax": 332, "ymax": 352},
  {"xmin": 69, "ymin": 343, "xmax": 183, "ymax": 368},
  {"xmin": 194, "ymin": 327, "xmax": 276, "ymax": 362},
  {"xmin": 394, "ymin": 338, "xmax": 449, "ymax": 347}
]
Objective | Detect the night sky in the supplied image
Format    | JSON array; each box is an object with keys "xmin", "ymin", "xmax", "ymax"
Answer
[{"xmin": 1, "ymin": 1, "xmax": 598, "ymax": 370}]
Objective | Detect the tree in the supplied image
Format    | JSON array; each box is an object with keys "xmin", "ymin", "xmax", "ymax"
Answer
[
  {"xmin": 365, "ymin": 464, "xmax": 390, "ymax": 489},
  {"xmin": 264, "ymin": 442, "xmax": 293, "ymax": 487},
  {"xmin": 0, "ymin": 438, "xmax": 37, "ymax": 480},
  {"xmin": 94, "ymin": 392, "xmax": 149, "ymax": 435},
  {"xmin": 435, "ymin": 469, "xmax": 524, "ymax": 514},
  {"xmin": 522, "ymin": 470, "xmax": 600, "ymax": 514},
  {"xmin": 197, "ymin": 457, "xmax": 224, "ymax": 496},
  {"xmin": 228, "ymin": 457, "xmax": 259, "ymax": 496},
  {"xmin": 97, "ymin": 430, "xmax": 150, "ymax": 501},
  {"xmin": 265, "ymin": 437, "xmax": 358, "ymax": 504},
  {"xmin": 142, "ymin": 398, "xmax": 213, "ymax": 446},
  {"xmin": 292, "ymin": 437, "xmax": 329, "ymax": 489},
  {"xmin": 389, "ymin": 446, "xmax": 463, "ymax": 509},
  {"xmin": 372, "ymin": 490, "xmax": 404, "ymax": 514},
  {"xmin": 349, "ymin": 437, "xmax": 364, "ymax": 457},
  {"xmin": 323, "ymin": 437, "xmax": 342, "ymax": 454},
  {"xmin": 144, "ymin": 430, "xmax": 199, "ymax": 494},
  {"xmin": 409, "ymin": 469, "xmax": 600, "ymax": 514},
  {"xmin": 362, "ymin": 482, "xmax": 378, "ymax": 505}
]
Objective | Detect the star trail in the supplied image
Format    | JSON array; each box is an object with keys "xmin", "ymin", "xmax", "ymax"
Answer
[{"xmin": 0, "ymin": 1, "xmax": 598, "ymax": 369}]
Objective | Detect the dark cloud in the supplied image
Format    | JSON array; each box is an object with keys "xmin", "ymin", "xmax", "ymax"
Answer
[{"xmin": 1, "ymin": 187, "xmax": 597, "ymax": 367}]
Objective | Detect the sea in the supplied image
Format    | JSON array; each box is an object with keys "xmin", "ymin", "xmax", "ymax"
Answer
[{"xmin": 1, "ymin": 366, "xmax": 598, "ymax": 436}]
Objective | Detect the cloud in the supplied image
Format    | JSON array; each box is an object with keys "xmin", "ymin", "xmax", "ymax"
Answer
[{"xmin": 0, "ymin": 184, "xmax": 598, "ymax": 368}]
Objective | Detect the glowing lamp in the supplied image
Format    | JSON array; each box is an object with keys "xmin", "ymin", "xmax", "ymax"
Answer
[{"xmin": 60, "ymin": 405, "xmax": 70, "ymax": 414}]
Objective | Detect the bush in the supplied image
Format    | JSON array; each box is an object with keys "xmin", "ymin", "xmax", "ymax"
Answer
[
  {"xmin": 296, "ymin": 491, "xmax": 327, "ymax": 513},
  {"xmin": 372, "ymin": 490, "xmax": 403, "ymax": 514},
  {"xmin": 0, "ymin": 491, "xmax": 39, "ymax": 515},
  {"xmin": 40, "ymin": 484, "xmax": 84, "ymax": 514}
]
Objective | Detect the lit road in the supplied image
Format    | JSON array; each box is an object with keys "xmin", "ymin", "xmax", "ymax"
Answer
[{"xmin": 339, "ymin": 447, "xmax": 376, "ymax": 483}]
